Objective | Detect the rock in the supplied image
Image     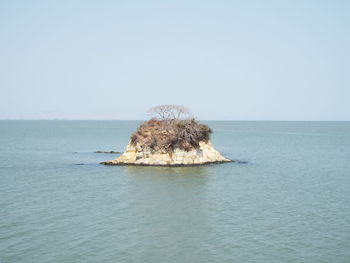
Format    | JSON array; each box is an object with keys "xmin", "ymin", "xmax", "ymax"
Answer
[{"xmin": 101, "ymin": 141, "xmax": 232, "ymax": 166}]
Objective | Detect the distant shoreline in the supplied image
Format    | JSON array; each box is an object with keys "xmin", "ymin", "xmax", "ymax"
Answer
[{"xmin": 0, "ymin": 119, "xmax": 349, "ymax": 122}]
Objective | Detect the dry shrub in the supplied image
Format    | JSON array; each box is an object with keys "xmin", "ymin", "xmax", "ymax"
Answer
[{"xmin": 130, "ymin": 118, "xmax": 212, "ymax": 152}]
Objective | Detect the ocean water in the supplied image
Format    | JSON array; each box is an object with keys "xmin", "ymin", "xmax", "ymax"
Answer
[{"xmin": 1, "ymin": 120, "xmax": 349, "ymax": 263}]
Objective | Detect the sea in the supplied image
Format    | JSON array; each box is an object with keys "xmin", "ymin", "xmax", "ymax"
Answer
[{"xmin": 1, "ymin": 121, "xmax": 349, "ymax": 263}]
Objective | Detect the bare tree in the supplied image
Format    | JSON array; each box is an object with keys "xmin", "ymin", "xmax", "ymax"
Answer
[
  {"xmin": 148, "ymin": 105, "xmax": 190, "ymax": 120},
  {"xmin": 173, "ymin": 105, "xmax": 190, "ymax": 119}
]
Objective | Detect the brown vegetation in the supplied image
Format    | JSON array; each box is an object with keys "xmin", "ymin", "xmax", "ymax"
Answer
[{"xmin": 130, "ymin": 118, "xmax": 212, "ymax": 152}]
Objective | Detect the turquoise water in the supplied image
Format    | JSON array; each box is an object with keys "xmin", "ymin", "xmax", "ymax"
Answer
[{"xmin": 1, "ymin": 121, "xmax": 350, "ymax": 263}]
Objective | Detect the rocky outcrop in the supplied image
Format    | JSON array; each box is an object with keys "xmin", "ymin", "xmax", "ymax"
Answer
[{"xmin": 101, "ymin": 140, "xmax": 231, "ymax": 166}]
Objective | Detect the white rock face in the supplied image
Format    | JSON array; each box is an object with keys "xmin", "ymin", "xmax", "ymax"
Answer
[{"xmin": 102, "ymin": 141, "xmax": 231, "ymax": 166}]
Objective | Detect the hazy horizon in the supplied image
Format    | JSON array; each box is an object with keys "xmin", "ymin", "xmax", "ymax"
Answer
[
  {"xmin": 1, "ymin": 0, "xmax": 349, "ymax": 121},
  {"xmin": 0, "ymin": 119, "xmax": 349, "ymax": 122}
]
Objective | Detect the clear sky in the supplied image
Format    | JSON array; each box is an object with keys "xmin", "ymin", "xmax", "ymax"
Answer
[{"xmin": 0, "ymin": 0, "xmax": 349, "ymax": 120}]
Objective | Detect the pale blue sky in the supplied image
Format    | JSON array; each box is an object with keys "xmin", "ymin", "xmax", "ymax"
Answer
[{"xmin": 0, "ymin": 0, "xmax": 349, "ymax": 120}]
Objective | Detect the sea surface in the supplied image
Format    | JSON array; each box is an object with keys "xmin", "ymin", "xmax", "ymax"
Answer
[{"xmin": 1, "ymin": 121, "xmax": 350, "ymax": 263}]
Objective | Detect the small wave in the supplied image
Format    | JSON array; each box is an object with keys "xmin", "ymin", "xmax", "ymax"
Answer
[
  {"xmin": 0, "ymin": 166, "xmax": 12, "ymax": 169},
  {"xmin": 235, "ymin": 160, "xmax": 248, "ymax": 164}
]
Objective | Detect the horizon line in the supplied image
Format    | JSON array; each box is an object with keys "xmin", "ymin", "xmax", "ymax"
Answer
[{"xmin": 0, "ymin": 119, "xmax": 349, "ymax": 122}]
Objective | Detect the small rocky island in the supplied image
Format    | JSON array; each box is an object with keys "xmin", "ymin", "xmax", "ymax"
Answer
[{"xmin": 102, "ymin": 105, "xmax": 231, "ymax": 166}]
